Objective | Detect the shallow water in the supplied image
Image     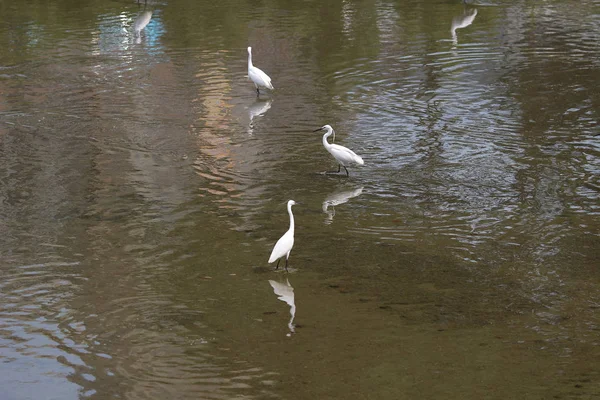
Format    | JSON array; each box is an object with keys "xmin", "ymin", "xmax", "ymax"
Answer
[{"xmin": 1, "ymin": 0, "xmax": 599, "ymax": 398}]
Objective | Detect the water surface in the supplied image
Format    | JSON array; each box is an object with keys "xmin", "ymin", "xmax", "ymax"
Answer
[{"xmin": 1, "ymin": 0, "xmax": 600, "ymax": 398}]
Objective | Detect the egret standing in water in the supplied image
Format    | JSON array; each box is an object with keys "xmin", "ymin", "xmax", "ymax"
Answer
[
  {"xmin": 313, "ymin": 124, "xmax": 364, "ymax": 176},
  {"xmin": 247, "ymin": 47, "xmax": 274, "ymax": 96},
  {"xmin": 268, "ymin": 200, "xmax": 297, "ymax": 271}
]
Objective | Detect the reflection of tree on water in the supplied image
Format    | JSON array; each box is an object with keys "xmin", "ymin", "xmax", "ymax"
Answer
[{"xmin": 268, "ymin": 278, "xmax": 296, "ymax": 336}]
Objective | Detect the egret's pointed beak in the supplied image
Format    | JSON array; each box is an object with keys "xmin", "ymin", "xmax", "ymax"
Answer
[{"xmin": 312, "ymin": 128, "xmax": 323, "ymax": 132}]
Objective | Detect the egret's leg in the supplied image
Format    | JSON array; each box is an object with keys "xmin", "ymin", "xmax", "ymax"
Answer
[
  {"xmin": 256, "ymin": 88, "xmax": 260, "ymax": 96},
  {"xmin": 284, "ymin": 258, "xmax": 289, "ymax": 272},
  {"xmin": 343, "ymin": 166, "xmax": 349, "ymax": 176},
  {"xmin": 275, "ymin": 259, "xmax": 280, "ymax": 270}
]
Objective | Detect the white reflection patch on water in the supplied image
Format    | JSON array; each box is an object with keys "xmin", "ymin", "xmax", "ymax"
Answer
[
  {"xmin": 132, "ymin": 10, "xmax": 152, "ymax": 35},
  {"xmin": 0, "ymin": 260, "xmax": 85, "ymax": 399},
  {"xmin": 268, "ymin": 278, "xmax": 295, "ymax": 336},
  {"xmin": 451, "ymin": 8, "xmax": 478, "ymax": 46},
  {"xmin": 341, "ymin": 0, "xmax": 356, "ymax": 41},
  {"xmin": 322, "ymin": 186, "xmax": 364, "ymax": 224},
  {"xmin": 247, "ymin": 98, "xmax": 273, "ymax": 135}
]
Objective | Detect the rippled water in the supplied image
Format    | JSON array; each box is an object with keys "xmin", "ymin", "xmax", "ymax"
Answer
[{"xmin": 1, "ymin": 0, "xmax": 600, "ymax": 399}]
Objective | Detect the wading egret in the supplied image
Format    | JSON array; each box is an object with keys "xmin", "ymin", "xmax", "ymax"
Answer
[
  {"xmin": 313, "ymin": 125, "xmax": 364, "ymax": 176},
  {"xmin": 247, "ymin": 47, "xmax": 274, "ymax": 96},
  {"xmin": 268, "ymin": 200, "xmax": 297, "ymax": 271}
]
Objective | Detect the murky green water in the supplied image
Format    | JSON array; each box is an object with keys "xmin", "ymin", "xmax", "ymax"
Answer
[{"xmin": 1, "ymin": 0, "xmax": 599, "ymax": 398}]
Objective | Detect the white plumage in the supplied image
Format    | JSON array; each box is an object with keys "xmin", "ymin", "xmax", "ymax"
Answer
[
  {"xmin": 314, "ymin": 124, "xmax": 364, "ymax": 176},
  {"xmin": 268, "ymin": 200, "xmax": 297, "ymax": 271},
  {"xmin": 247, "ymin": 47, "xmax": 274, "ymax": 96}
]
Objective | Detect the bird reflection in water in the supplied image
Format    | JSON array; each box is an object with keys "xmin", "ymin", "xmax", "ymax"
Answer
[
  {"xmin": 247, "ymin": 98, "xmax": 272, "ymax": 135},
  {"xmin": 451, "ymin": 8, "xmax": 477, "ymax": 45},
  {"xmin": 322, "ymin": 186, "xmax": 363, "ymax": 224},
  {"xmin": 268, "ymin": 278, "xmax": 296, "ymax": 336},
  {"xmin": 132, "ymin": 10, "xmax": 153, "ymax": 43}
]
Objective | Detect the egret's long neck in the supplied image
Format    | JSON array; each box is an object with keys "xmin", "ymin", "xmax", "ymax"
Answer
[
  {"xmin": 322, "ymin": 131, "xmax": 332, "ymax": 149},
  {"xmin": 248, "ymin": 51, "xmax": 253, "ymax": 69},
  {"xmin": 287, "ymin": 203, "xmax": 295, "ymax": 233}
]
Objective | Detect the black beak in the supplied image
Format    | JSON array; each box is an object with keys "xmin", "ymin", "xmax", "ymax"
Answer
[{"xmin": 312, "ymin": 128, "xmax": 323, "ymax": 132}]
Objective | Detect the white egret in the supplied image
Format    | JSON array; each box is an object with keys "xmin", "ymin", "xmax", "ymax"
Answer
[
  {"xmin": 268, "ymin": 200, "xmax": 297, "ymax": 271},
  {"xmin": 313, "ymin": 124, "xmax": 364, "ymax": 176},
  {"xmin": 247, "ymin": 47, "xmax": 274, "ymax": 96}
]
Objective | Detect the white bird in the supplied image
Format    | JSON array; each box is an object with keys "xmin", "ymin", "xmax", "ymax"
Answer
[
  {"xmin": 268, "ymin": 200, "xmax": 297, "ymax": 271},
  {"xmin": 313, "ymin": 124, "xmax": 364, "ymax": 176},
  {"xmin": 247, "ymin": 46, "xmax": 274, "ymax": 96}
]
